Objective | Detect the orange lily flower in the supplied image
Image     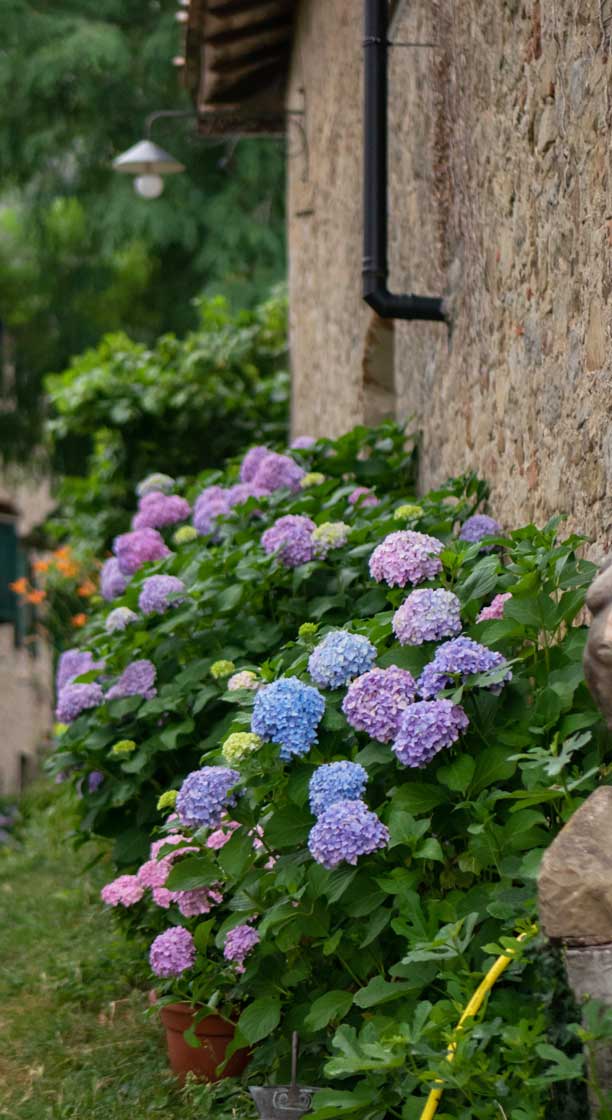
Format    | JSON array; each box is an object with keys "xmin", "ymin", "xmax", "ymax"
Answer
[
  {"xmin": 71, "ymin": 613, "xmax": 87, "ymax": 627},
  {"xmin": 33, "ymin": 558, "xmax": 51, "ymax": 574},
  {"xmin": 9, "ymin": 578, "xmax": 28, "ymax": 595},
  {"xmin": 26, "ymin": 589, "xmax": 46, "ymax": 605},
  {"xmin": 77, "ymin": 579, "xmax": 96, "ymax": 598}
]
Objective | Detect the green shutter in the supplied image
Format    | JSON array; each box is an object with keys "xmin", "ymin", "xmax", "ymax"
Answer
[{"xmin": 0, "ymin": 520, "xmax": 17, "ymax": 623}]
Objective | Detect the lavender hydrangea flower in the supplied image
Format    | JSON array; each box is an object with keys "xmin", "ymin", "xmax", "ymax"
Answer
[
  {"xmin": 227, "ymin": 670, "xmax": 259, "ymax": 691},
  {"xmin": 223, "ymin": 924, "xmax": 259, "ymax": 972},
  {"xmin": 136, "ymin": 473, "xmax": 175, "ymax": 498},
  {"xmin": 251, "ymin": 677, "xmax": 325, "ymax": 760},
  {"xmin": 459, "ymin": 514, "xmax": 502, "ymax": 545},
  {"xmin": 261, "ymin": 515, "xmax": 316, "ymax": 568},
  {"xmin": 240, "ymin": 445, "xmax": 270, "ymax": 483},
  {"xmin": 308, "ymin": 799, "xmax": 389, "ymax": 869},
  {"xmin": 312, "ymin": 521, "xmax": 350, "ymax": 557},
  {"xmin": 252, "ymin": 451, "xmax": 305, "ymax": 494},
  {"xmin": 100, "ymin": 557, "xmax": 130, "ymax": 601},
  {"xmin": 417, "ymin": 636, "xmax": 511, "ymax": 698},
  {"xmin": 101, "ymin": 874, "xmax": 145, "ymax": 907},
  {"xmin": 138, "ymin": 574, "xmax": 186, "ymax": 616},
  {"xmin": 392, "ymin": 699, "xmax": 469, "ymax": 767},
  {"xmin": 291, "ymin": 435, "xmax": 316, "ymax": 449},
  {"xmin": 369, "ymin": 531, "xmax": 444, "ymax": 588},
  {"xmin": 477, "ymin": 592, "xmax": 512, "ymax": 622},
  {"xmin": 88, "ymin": 771, "xmax": 104, "ymax": 793},
  {"xmin": 308, "ymin": 630, "xmax": 377, "ymax": 689},
  {"xmin": 309, "ymin": 761, "xmax": 368, "ymax": 816},
  {"xmin": 226, "ymin": 482, "xmax": 264, "ymax": 508},
  {"xmin": 176, "ymin": 767, "xmax": 240, "ymax": 829},
  {"xmin": 113, "ymin": 528, "xmax": 171, "ymax": 576},
  {"xmin": 56, "ymin": 649, "xmax": 104, "ymax": 692},
  {"xmin": 105, "ymin": 606, "xmax": 138, "ymax": 633},
  {"xmin": 192, "ymin": 486, "xmax": 230, "ymax": 535},
  {"xmin": 55, "ymin": 682, "xmax": 104, "ymax": 723},
  {"xmin": 132, "ymin": 492, "xmax": 191, "ymax": 531},
  {"xmin": 392, "ymin": 589, "xmax": 462, "ymax": 646},
  {"xmin": 106, "ymin": 659, "xmax": 157, "ymax": 701},
  {"xmin": 342, "ymin": 666, "xmax": 417, "ymax": 742},
  {"xmin": 348, "ymin": 486, "xmax": 379, "ymax": 509},
  {"xmin": 149, "ymin": 927, "xmax": 196, "ymax": 977}
]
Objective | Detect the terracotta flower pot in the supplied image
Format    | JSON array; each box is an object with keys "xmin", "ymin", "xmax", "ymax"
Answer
[{"xmin": 160, "ymin": 1002, "xmax": 250, "ymax": 1083}]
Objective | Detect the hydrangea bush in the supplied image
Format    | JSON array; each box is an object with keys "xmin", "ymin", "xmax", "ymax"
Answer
[{"xmin": 48, "ymin": 421, "xmax": 608, "ymax": 1118}]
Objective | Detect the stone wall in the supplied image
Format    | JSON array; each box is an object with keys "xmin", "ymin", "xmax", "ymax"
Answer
[{"xmin": 287, "ymin": 0, "xmax": 612, "ymax": 554}]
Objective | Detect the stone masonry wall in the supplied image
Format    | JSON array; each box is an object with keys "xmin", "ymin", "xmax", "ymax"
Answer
[{"xmin": 287, "ymin": 0, "xmax": 612, "ymax": 554}]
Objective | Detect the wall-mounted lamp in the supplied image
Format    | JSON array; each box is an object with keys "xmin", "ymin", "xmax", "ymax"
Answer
[{"xmin": 112, "ymin": 110, "xmax": 193, "ymax": 199}]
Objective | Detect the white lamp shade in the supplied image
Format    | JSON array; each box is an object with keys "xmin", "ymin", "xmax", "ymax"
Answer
[{"xmin": 112, "ymin": 139, "xmax": 185, "ymax": 175}]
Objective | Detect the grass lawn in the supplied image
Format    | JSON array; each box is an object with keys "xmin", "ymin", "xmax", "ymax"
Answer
[{"xmin": 0, "ymin": 784, "xmax": 253, "ymax": 1120}]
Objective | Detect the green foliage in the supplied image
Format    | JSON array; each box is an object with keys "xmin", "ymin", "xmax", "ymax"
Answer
[
  {"xmin": 0, "ymin": 0, "xmax": 286, "ymax": 461},
  {"xmin": 47, "ymin": 421, "xmax": 612, "ymax": 1116}
]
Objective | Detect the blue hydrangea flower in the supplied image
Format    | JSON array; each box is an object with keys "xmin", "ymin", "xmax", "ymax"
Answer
[
  {"xmin": 251, "ymin": 677, "xmax": 325, "ymax": 760},
  {"xmin": 176, "ymin": 766, "xmax": 241, "ymax": 829},
  {"xmin": 459, "ymin": 514, "xmax": 502, "ymax": 545},
  {"xmin": 55, "ymin": 682, "xmax": 104, "ymax": 723},
  {"xmin": 392, "ymin": 588, "xmax": 462, "ymax": 645},
  {"xmin": 308, "ymin": 799, "xmax": 389, "ymax": 869},
  {"xmin": 417, "ymin": 637, "xmax": 511, "ymax": 698},
  {"xmin": 308, "ymin": 630, "xmax": 377, "ymax": 689},
  {"xmin": 309, "ymin": 762, "xmax": 368, "ymax": 816},
  {"xmin": 392, "ymin": 699, "xmax": 469, "ymax": 767}
]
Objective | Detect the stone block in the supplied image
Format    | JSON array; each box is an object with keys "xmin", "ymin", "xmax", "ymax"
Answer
[{"xmin": 539, "ymin": 787, "xmax": 612, "ymax": 943}]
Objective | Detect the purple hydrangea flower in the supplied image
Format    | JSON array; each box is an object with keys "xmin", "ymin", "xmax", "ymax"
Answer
[
  {"xmin": 369, "ymin": 531, "xmax": 444, "ymax": 588},
  {"xmin": 193, "ymin": 485, "xmax": 231, "ymax": 536},
  {"xmin": 149, "ymin": 927, "xmax": 196, "ymax": 977},
  {"xmin": 392, "ymin": 699, "xmax": 469, "ymax": 767},
  {"xmin": 223, "ymin": 924, "xmax": 259, "ymax": 972},
  {"xmin": 348, "ymin": 486, "xmax": 379, "ymax": 509},
  {"xmin": 342, "ymin": 666, "xmax": 417, "ymax": 742},
  {"xmin": 136, "ymin": 473, "xmax": 175, "ymax": 498},
  {"xmin": 105, "ymin": 606, "xmax": 138, "ymax": 633},
  {"xmin": 101, "ymin": 874, "xmax": 145, "ymax": 907},
  {"xmin": 106, "ymin": 659, "xmax": 157, "ymax": 701},
  {"xmin": 252, "ymin": 451, "xmax": 305, "ymax": 494},
  {"xmin": 251, "ymin": 677, "xmax": 325, "ymax": 760},
  {"xmin": 132, "ymin": 491, "xmax": 191, "ymax": 531},
  {"xmin": 113, "ymin": 528, "xmax": 171, "ymax": 576},
  {"xmin": 459, "ymin": 514, "xmax": 502, "ymax": 546},
  {"xmin": 308, "ymin": 630, "xmax": 377, "ymax": 689},
  {"xmin": 100, "ymin": 557, "xmax": 130, "ymax": 601},
  {"xmin": 138, "ymin": 574, "xmax": 186, "ymax": 616},
  {"xmin": 308, "ymin": 799, "xmax": 389, "ymax": 869},
  {"xmin": 240, "ymin": 445, "xmax": 270, "ymax": 483},
  {"xmin": 56, "ymin": 649, "xmax": 104, "ymax": 693},
  {"xmin": 55, "ymin": 682, "xmax": 104, "ymax": 723},
  {"xmin": 176, "ymin": 767, "xmax": 240, "ymax": 829},
  {"xmin": 392, "ymin": 588, "xmax": 462, "ymax": 646},
  {"xmin": 417, "ymin": 636, "xmax": 511, "ymax": 698},
  {"xmin": 261, "ymin": 515, "xmax": 316, "ymax": 568},
  {"xmin": 88, "ymin": 771, "xmax": 104, "ymax": 793},
  {"xmin": 477, "ymin": 592, "xmax": 512, "ymax": 622},
  {"xmin": 175, "ymin": 887, "xmax": 223, "ymax": 918},
  {"xmin": 226, "ymin": 482, "xmax": 264, "ymax": 508},
  {"xmin": 291, "ymin": 435, "xmax": 316, "ymax": 449},
  {"xmin": 309, "ymin": 761, "xmax": 368, "ymax": 816}
]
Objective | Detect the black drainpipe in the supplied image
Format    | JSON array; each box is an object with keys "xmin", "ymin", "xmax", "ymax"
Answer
[{"xmin": 362, "ymin": 0, "xmax": 446, "ymax": 321}]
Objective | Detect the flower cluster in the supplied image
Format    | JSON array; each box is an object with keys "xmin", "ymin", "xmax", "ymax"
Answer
[
  {"xmin": 173, "ymin": 525, "xmax": 198, "ymax": 546},
  {"xmin": 149, "ymin": 927, "xmax": 196, "ymax": 977},
  {"xmin": 113, "ymin": 528, "xmax": 171, "ymax": 576},
  {"xmin": 173, "ymin": 887, "xmax": 223, "ymax": 918},
  {"xmin": 394, "ymin": 504, "xmax": 423, "ymax": 521},
  {"xmin": 249, "ymin": 451, "xmax": 304, "ymax": 494},
  {"xmin": 309, "ymin": 761, "xmax": 368, "ymax": 816},
  {"xmin": 222, "ymin": 732, "xmax": 264, "ymax": 765},
  {"xmin": 223, "ymin": 924, "xmax": 260, "ymax": 972},
  {"xmin": 101, "ymin": 874, "xmax": 144, "ymax": 907},
  {"xmin": 56, "ymin": 649, "xmax": 104, "ymax": 692},
  {"xmin": 312, "ymin": 521, "xmax": 350, "ymax": 557},
  {"xmin": 193, "ymin": 486, "xmax": 233, "ymax": 536},
  {"xmin": 111, "ymin": 739, "xmax": 136, "ymax": 756},
  {"xmin": 342, "ymin": 666, "xmax": 417, "ymax": 742},
  {"xmin": 56, "ymin": 682, "xmax": 104, "ymax": 723},
  {"xmin": 176, "ymin": 767, "xmax": 240, "ymax": 829},
  {"xmin": 136, "ymin": 473, "xmax": 175, "ymax": 497},
  {"xmin": 139, "ymin": 575, "xmax": 186, "ymax": 616},
  {"xmin": 348, "ymin": 486, "xmax": 379, "ymax": 509},
  {"xmin": 369, "ymin": 530, "xmax": 444, "ymax": 588},
  {"xmin": 308, "ymin": 799, "xmax": 389, "ymax": 869},
  {"xmin": 252, "ymin": 677, "xmax": 325, "ymax": 759},
  {"xmin": 100, "ymin": 557, "xmax": 130, "ymax": 601},
  {"xmin": 392, "ymin": 588, "xmax": 462, "ymax": 645},
  {"xmin": 477, "ymin": 592, "xmax": 512, "ymax": 622},
  {"xmin": 157, "ymin": 790, "xmax": 178, "ymax": 811},
  {"xmin": 300, "ymin": 472, "xmax": 326, "ymax": 490},
  {"xmin": 132, "ymin": 491, "xmax": 191, "ymax": 531},
  {"xmin": 240, "ymin": 445, "xmax": 270, "ymax": 483},
  {"xmin": 105, "ymin": 606, "xmax": 138, "ymax": 633},
  {"xmin": 261, "ymin": 515, "xmax": 316, "ymax": 568},
  {"xmin": 291, "ymin": 435, "xmax": 316, "ymax": 449},
  {"xmin": 459, "ymin": 514, "xmax": 502, "ymax": 545},
  {"xmin": 211, "ymin": 659, "xmax": 235, "ymax": 680},
  {"xmin": 417, "ymin": 637, "xmax": 511, "ymax": 698},
  {"xmin": 392, "ymin": 699, "xmax": 469, "ymax": 767},
  {"xmin": 308, "ymin": 630, "xmax": 377, "ymax": 689},
  {"xmin": 106, "ymin": 659, "xmax": 157, "ymax": 701},
  {"xmin": 227, "ymin": 670, "xmax": 259, "ymax": 691}
]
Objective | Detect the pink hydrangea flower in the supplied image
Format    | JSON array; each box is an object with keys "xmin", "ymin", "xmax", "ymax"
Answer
[
  {"xmin": 477, "ymin": 593, "xmax": 512, "ymax": 622},
  {"xmin": 100, "ymin": 875, "xmax": 145, "ymax": 907}
]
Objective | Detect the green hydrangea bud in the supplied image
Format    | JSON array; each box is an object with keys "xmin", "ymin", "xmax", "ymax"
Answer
[
  {"xmin": 298, "ymin": 622, "xmax": 318, "ymax": 641},
  {"xmin": 173, "ymin": 525, "xmax": 198, "ymax": 546},
  {"xmin": 299, "ymin": 472, "xmax": 326, "ymax": 490},
  {"xmin": 157, "ymin": 789, "xmax": 178, "ymax": 811},
  {"xmin": 111, "ymin": 739, "xmax": 137, "ymax": 756},
  {"xmin": 222, "ymin": 732, "xmax": 264, "ymax": 765},
  {"xmin": 394, "ymin": 503, "xmax": 423, "ymax": 521},
  {"xmin": 211, "ymin": 659, "xmax": 236, "ymax": 680},
  {"xmin": 53, "ymin": 722, "xmax": 68, "ymax": 737}
]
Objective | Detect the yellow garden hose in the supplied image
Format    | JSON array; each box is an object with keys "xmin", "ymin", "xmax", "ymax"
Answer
[{"xmin": 418, "ymin": 925, "xmax": 539, "ymax": 1120}]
